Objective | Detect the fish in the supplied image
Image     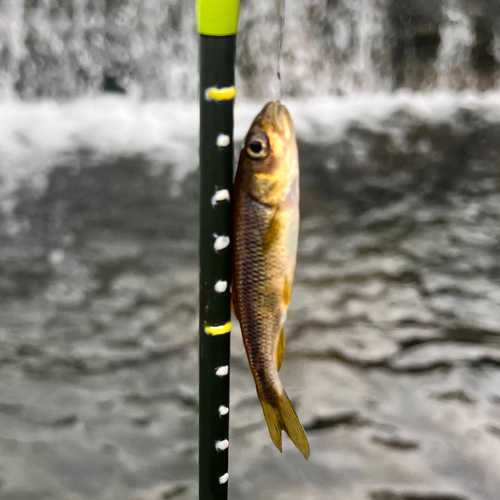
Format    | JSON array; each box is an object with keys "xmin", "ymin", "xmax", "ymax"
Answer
[{"xmin": 232, "ymin": 100, "xmax": 310, "ymax": 460}]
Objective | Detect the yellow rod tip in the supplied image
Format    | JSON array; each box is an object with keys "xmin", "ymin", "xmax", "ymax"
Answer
[
  {"xmin": 205, "ymin": 321, "xmax": 232, "ymax": 335},
  {"xmin": 197, "ymin": 0, "xmax": 239, "ymax": 36}
]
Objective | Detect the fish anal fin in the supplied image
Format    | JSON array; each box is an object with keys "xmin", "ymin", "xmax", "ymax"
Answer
[
  {"xmin": 276, "ymin": 327, "xmax": 285, "ymax": 372},
  {"xmin": 260, "ymin": 392, "xmax": 310, "ymax": 460}
]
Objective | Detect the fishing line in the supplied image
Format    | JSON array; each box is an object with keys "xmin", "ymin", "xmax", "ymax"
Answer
[{"xmin": 277, "ymin": 0, "xmax": 285, "ymax": 100}]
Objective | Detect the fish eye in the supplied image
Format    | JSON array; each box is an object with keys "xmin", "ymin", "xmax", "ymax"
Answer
[
  {"xmin": 250, "ymin": 141, "xmax": 263, "ymax": 154},
  {"xmin": 246, "ymin": 134, "xmax": 268, "ymax": 159}
]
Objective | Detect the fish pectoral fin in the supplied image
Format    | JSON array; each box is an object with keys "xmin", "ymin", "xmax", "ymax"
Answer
[
  {"xmin": 262, "ymin": 208, "xmax": 280, "ymax": 254},
  {"xmin": 276, "ymin": 275, "xmax": 293, "ymax": 372},
  {"xmin": 283, "ymin": 276, "xmax": 292, "ymax": 308},
  {"xmin": 276, "ymin": 327, "xmax": 286, "ymax": 371},
  {"xmin": 260, "ymin": 392, "xmax": 310, "ymax": 460}
]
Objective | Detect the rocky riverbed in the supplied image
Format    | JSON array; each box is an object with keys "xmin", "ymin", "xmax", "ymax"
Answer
[{"xmin": 0, "ymin": 97, "xmax": 499, "ymax": 499}]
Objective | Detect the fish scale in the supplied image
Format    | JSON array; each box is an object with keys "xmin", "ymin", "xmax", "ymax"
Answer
[{"xmin": 234, "ymin": 194, "xmax": 282, "ymax": 400}]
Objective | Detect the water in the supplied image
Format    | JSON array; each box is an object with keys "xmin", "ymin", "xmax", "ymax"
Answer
[
  {"xmin": 1, "ymin": 1, "xmax": 500, "ymax": 499},
  {"xmin": 0, "ymin": 92, "xmax": 499, "ymax": 499},
  {"xmin": 1, "ymin": 0, "xmax": 500, "ymax": 99}
]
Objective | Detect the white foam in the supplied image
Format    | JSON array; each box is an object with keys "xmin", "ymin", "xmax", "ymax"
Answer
[
  {"xmin": 234, "ymin": 91, "xmax": 500, "ymax": 145},
  {"xmin": 0, "ymin": 96, "xmax": 199, "ymax": 214},
  {"xmin": 1, "ymin": 91, "xmax": 500, "ymax": 218}
]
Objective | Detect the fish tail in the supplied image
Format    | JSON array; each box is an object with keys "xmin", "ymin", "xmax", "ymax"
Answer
[{"xmin": 260, "ymin": 391, "xmax": 310, "ymax": 460}]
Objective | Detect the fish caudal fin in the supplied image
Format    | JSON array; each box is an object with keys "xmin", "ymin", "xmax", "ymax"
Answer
[{"xmin": 260, "ymin": 392, "xmax": 310, "ymax": 460}]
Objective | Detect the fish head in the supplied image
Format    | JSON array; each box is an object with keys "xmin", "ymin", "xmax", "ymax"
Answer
[{"xmin": 238, "ymin": 101, "xmax": 298, "ymax": 205}]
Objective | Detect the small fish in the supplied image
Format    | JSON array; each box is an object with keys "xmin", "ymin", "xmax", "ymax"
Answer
[{"xmin": 232, "ymin": 101, "xmax": 310, "ymax": 459}]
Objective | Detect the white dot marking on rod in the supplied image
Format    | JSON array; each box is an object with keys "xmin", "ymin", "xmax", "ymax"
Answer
[
  {"xmin": 214, "ymin": 280, "xmax": 228, "ymax": 293},
  {"xmin": 217, "ymin": 134, "xmax": 231, "ymax": 148},
  {"xmin": 215, "ymin": 439, "xmax": 229, "ymax": 452},
  {"xmin": 214, "ymin": 235, "xmax": 230, "ymax": 251},
  {"xmin": 218, "ymin": 405, "xmax": 229, "ymax": 416},
  {"xmin": 215, "ymin": 365, "xmax": 229, "ymax": 377},
  {"xmin": 219, "ymin": 473, "xmax": 229, "ymax": 484},
  {"xmin": 211, "ymin": 189, "xmax": 230, "ymax": 206}
]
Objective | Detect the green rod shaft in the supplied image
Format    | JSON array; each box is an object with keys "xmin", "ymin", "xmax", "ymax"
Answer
[{"xmin": 198, "ymin": 34, "xmax": 236, "ymax": 500}]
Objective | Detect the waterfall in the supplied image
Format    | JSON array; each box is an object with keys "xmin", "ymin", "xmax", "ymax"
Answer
[
  {"xmin": 437, "ymin": 0, "xmax": 477, "ymax": 90},
  {"xmin": 0, "ymin": 0, "xmax": 499, "ymax": 100}
]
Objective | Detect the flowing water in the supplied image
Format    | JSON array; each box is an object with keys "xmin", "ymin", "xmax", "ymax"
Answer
[
  {"xmin": 1, "ymin": 0, "xmax": 500, "ymax": 99},
  {"xmin": 0, "ymin": 1, "xmax": 500, "ymax": 500}
]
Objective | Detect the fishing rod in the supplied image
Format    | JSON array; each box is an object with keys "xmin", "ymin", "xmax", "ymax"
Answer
[{"xmin": 196, "ymin": 1, "xmax": 239, "ymax": 500}]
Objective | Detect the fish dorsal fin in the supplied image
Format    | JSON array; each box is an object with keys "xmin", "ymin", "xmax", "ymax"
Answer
[{"xmin": 277, "ymin": 327, "xmax": 285, "ymax": 371}]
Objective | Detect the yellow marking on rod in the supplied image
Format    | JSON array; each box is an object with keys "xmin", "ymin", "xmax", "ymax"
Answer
[
  {"xmin": 205, "ymin": 86, "xmax": 236, "ymax": 102},
  {"xmin": 205, "ymin": 321, "xmax": 232, "ymax": 335}
]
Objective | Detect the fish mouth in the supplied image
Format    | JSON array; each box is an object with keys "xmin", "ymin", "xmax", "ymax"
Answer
[{"xmin": 263, "ymin": 101, "xmax": 293, "ymax": 136}]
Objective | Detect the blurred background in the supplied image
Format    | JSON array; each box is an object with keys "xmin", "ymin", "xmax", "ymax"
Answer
[{"xmin": 0, "ymin": 1, "xmax": 500, "ymax": 499}]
